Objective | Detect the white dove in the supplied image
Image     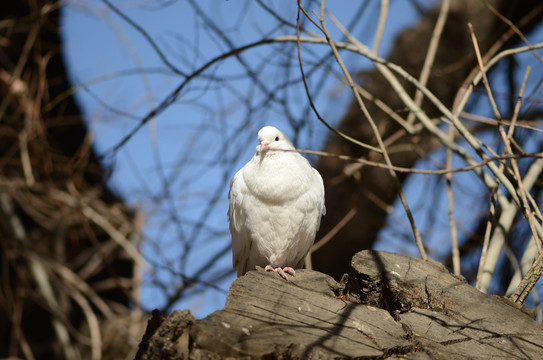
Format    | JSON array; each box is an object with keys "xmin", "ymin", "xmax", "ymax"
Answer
[{"xmin": 228, "ymin": 126, "xmax": 325, "ymax": 279}]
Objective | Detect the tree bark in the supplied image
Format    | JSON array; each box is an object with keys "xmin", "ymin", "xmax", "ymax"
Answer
[{"xmin": 136, "ymin": 250, "xmax": 543, "ymax": 359}]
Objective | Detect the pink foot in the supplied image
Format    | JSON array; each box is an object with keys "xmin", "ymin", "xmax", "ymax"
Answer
[{"xmin": 265, "ymin": 265, "xmax": 295, "ymax": 280}]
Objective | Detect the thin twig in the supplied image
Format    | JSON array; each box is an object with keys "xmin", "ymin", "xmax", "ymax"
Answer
[
  {"xmin": 48, "ymin": 185, "xmax": 149, "ymax": 272},
  {"xmin": 99, "ymin": 31, "xmax": 543, "ymax": 159},
  {"xmin": 479, "ymin": 66, "xmax": 543, "ymax": 293},
  {"xmin": 459, "ymin": 112, "xmax": 543, "ymax": 133},
  {"xmin": 102, "ymin": 0, "xmax": 186, "ymax": 76},
  {"xmin": 446, "ymin": 127, "xmax": 460, "ymax": 275},
  {"xmin": 470, "ymin": 23, "xmax": 510, "ymax": 291},
  {"xmin": 372, "ymin": 0, "xmax": 388, "ymax": 54},
  {"xmin": 509, "ymin": 251, "xmax": 543, "ymax": 305},
  {"xmin": 478, "ymin": 159, "xmax": 543, "ymax": 292},
  {"xmin": 0, "ymin": 193, "xmax": 81, "ymax": 360},
  {"xmin": 295, "ymin": 2, "xmax": 382, "ymax": 154},
  {"xmin": 468, "ymin": 23, "xmax": 502, "ymax": 122},
  {"xmin": 323, "ymin": 6, "xmax": 427, "ymax": 259},
  {"xmin": 406, "ymin": 0, "xmax": 450, "ymax": 125},
  {"xmin": 284, "ymin": 148, "xmax": 543, "ymax": 176},
  {"xmin": 508, "ymin": 67, "xmax": 542, "ymax": 252},
  {"xmin": 481, "ymin": 0, "xmax": 543, "ymax": 65},
  {"xmin": 69, "ymin": 290, "xmax": 102, "ymax": 360},
  {"xmin": 475, "ymin": 189, "xmax": 498, "ymax": 289}
]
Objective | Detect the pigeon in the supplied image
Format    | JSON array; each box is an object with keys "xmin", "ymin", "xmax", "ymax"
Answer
[{"xmin": 228, "ymin": 126, "xmax": 325, "ymax": 279}]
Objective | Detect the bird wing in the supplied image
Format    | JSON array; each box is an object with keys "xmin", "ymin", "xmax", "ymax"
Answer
[
  {"xmin": 291, "ymin": 166, "xmax": 326, "ymax": 266},
  {"xmin": 228, "ymin": 169, "xmax": 251, "ymax": 276},
  {"xmin": 313, "ymin": 167, "xmax": 326, "ymax": 219}
]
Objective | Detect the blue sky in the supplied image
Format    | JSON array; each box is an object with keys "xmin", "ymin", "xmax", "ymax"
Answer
[
  {"xmin": 61, "ymin": 0, "xmax": 543, "ymax": 317},
  {"xmin": 61, "ymin": 0, "xmax": 425, "ymax": 317}
]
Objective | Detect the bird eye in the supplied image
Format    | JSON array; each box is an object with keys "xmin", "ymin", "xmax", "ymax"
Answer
[{"xmin": 275, "ymin": 136, "xmax": 279, "ymax": 141}]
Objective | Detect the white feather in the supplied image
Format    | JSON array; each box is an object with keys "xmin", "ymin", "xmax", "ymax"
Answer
[{"xmin": 228, "ymin": 126, "xmax": 326, "ymax": 276}]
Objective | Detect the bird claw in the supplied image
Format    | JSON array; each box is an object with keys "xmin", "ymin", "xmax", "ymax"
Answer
[{"xmin": 265, "ymin": 265, "xmax": 295, "ymax": 280}]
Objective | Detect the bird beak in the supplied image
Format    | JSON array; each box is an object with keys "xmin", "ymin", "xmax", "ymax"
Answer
[{"xmin": 260, "ymin": 141, "xmax": 270, "ymax": 149}]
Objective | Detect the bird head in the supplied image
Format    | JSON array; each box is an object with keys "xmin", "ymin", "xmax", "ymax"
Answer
[{"xmin": 256, "ymin": 126, "xmax": 295, "ymax": 153}]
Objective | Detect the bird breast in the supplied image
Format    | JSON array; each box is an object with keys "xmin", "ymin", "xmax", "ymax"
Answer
[{"xmin": 242, "ymin": 152, "xmax": 315, "ymax": 204}]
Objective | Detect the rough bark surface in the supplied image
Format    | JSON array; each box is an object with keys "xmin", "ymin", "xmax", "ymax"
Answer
[{"xmin": 136, "ymin": 250, "xmax": 543, "ymax": 359}]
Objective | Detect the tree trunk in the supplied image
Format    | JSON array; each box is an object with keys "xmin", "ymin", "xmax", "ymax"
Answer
[{"xmin": 136, "ymin": 250, "xmax": 543, "ymax": 359}]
